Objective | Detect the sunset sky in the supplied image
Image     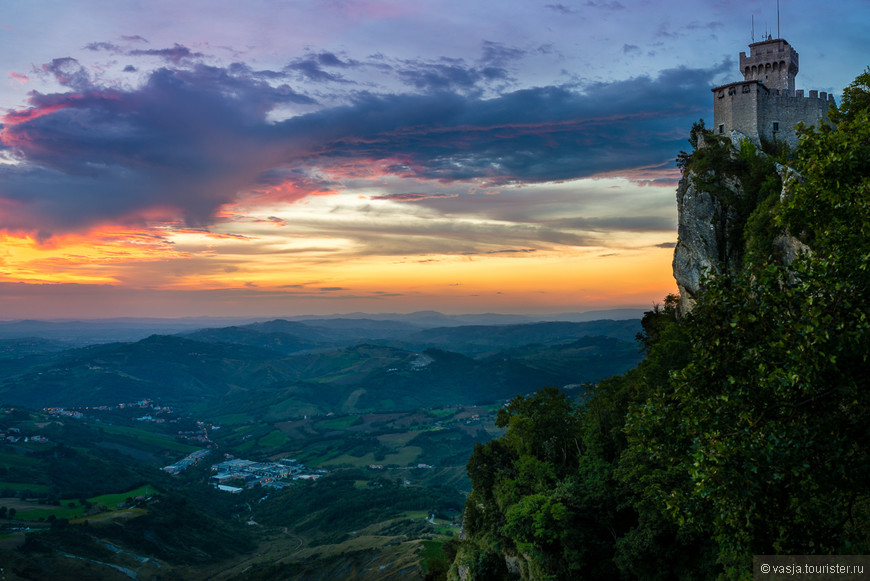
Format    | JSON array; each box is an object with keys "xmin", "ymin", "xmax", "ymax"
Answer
[{"xmin": 1, "ymin": 0, "xmax": 868, "ymax": 319}]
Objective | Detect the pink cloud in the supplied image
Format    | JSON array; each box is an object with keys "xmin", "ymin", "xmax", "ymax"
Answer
[{"xmin": 8, "ymin": 71, "xmax": 29, "ymax": 85}]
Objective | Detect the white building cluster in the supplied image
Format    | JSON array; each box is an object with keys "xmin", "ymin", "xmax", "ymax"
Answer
[{"xmin": 209, "ymin": 457, "xmax": 325, "ymax": 492}]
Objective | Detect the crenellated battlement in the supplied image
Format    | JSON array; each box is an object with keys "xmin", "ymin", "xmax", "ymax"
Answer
[{"xmin": 713, "ymin": 81, "xmax": 836, "ymax": 102}]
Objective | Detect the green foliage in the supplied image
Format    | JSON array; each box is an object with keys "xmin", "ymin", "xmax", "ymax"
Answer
[
  {"xmin": 676, "ymin": 119, "xmax": 709, "ymax": 169},
  {"xmin": 834, "ymin": 66, "xmax": 870, "ymax": 124},
  {"xmin": 741, "ymin": 182, "xmax": 782, "ymax": 265},
  {"xmin": 780, "ymin": 80, "xmax": 870, "ymax": 253},
  {"xmin": 623, "ymin": 67, "xmax": 870, "ymax": 578},
  {"xmin": 496, "ymin": 387, "xmax": 582, "ymax": 472},
  {"xmin": 423, "ymin": 539, "xmax": 460, "ymax": 581},
  {"xmin": 635, "ymin": 294, "xmax": 680, "ymax": 354},
  {"xmin": 253, "ymin": 471, "xmax": 463, "ymax": 545},
  {"xmin": 456, "ymin": 296, "xmax": 715, "ymax": 579},
  {"xmin": 458, "ymin": 68, "xmax": 870, "ymax": 580}
]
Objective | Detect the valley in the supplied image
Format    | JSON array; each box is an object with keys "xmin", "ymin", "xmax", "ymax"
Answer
[{"xmin": 0, "ymin": 313, "xmax": 642, "ymax": 579}]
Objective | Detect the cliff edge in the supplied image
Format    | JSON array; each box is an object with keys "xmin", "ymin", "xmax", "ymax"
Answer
[{"xmin": 671, "ymin": 131, "xmax": 806, "ymax": 317}]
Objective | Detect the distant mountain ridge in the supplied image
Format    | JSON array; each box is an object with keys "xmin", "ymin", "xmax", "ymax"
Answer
[
  {"xmin": 0, "ymin": 316, "xmax": 643, "ymax": 415},
  {"xmin": 178, "ymin": 317, "xmax": 642, "ymax": 356},
  {"xmin": 0, "ymin": 309, "xmax": 645, "ymax": 346}
]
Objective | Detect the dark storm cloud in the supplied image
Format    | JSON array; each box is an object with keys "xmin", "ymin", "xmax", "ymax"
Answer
[
  {"xmin": 0, "ymin": 52, "xmax": 722, "ymax": 236},
  {"xmin": 1, "ymin": 63, "xmax": 316, "ymax": 232},
  {"xmin": 294, "ymin": 62, "xmax": 720, "ymax": 183}
]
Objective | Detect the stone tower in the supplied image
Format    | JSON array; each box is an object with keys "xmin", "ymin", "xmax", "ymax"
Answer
[{"xmin": 739, "ymin": 37, "xmax": 799, "ymax": 93}]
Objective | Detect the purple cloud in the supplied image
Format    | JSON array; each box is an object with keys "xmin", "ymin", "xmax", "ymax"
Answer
[
  {"xmin": 40, "ymin": 57, "xmax": 92, "ymax": 90},
  {"xmin": 130, "ymin": 43, "xmax": 204, "ymax": 64},
  {"xmin": 0, "ymin": 48, "xmax": 722, "ymax": 236},
  {"xmin": 545, "ymin": 4, "xmax": 578, "ymax": 14},
  {"xmin": 584, "ymin": 1, "xmax": 625, "ymax": 9},
  {"xmin": 84, "ymin": 41, "xmax": 122, "ymax": 53}
]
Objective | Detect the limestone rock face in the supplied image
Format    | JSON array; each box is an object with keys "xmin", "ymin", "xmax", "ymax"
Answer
[
  {"xmin": 672, "ymin": 158, "xmax": 809, "ymax": 318},
  {"xmin": 672, "ymin": 170, "xmax": 744, "ymax": 317}
]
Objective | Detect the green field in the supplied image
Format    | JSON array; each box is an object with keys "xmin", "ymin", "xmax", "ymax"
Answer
[
  {"xmin": 13, "ymin": 484, "xmax": 158, "ymax": 521},
  {"xmin": 100, "ymin": 424, "xmax": 200, "ymax": 453},
  {"xmin": 318, "ymin": 415, "xmax": 360, "ymax": 430},
  {"xmin": 319, "ymin": 446, "xmax": 423, "ymax": 468},
  {"xmin": 0, "ymin": 481, "xmax": 49, "ymax": 493},
  {"xmin": 258, "ymin": 429, "xmax": 290, "ymax": 448},
  {"xmin": 213, "ymin": 412, "xmax": 250, "ymax": 425},
  {"xmin": 91, "ymin": 484, "xmax": 156, "ymax": 509},
  {"xmin": 13, "ymin": 505, "xmax": 84, "ymax": 521},
  {"xmin": 377, "ymin": 431, "xmax": 421, "ymax": 448},
  {"xmin": 0, "ymin": 450, "xmax": 40, "ymax": 468}
]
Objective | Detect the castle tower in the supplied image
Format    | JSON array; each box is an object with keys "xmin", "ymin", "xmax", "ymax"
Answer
[
  {"xmin": 712, "ymin": 38, "xmax": 832, "ymax": 148},
  {"xmin": 739, "ymin": 36, "xmax": 799, "ymax": 94}
]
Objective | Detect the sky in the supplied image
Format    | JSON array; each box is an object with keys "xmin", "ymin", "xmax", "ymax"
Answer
[{"xmin": 1, "ymin": 0, "xmax": 867, "ymax": 319}]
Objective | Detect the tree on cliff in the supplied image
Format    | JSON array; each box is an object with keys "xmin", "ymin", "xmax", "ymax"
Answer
[
  {"xmin": 451, "ymin": 67, "xmax": 870, "ymax": 581},
  {"xmin": 625, "ymin": 67, "xmax": 870, "ymax": 577}
]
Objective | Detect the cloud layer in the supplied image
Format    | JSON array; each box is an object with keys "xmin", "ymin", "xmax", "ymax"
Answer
[{"xmin": 1, "ymin": 44, "xmax": 719, "ymax": 237}]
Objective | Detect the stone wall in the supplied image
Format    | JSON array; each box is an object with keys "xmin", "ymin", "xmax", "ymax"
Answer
[
  {"xmin": 713, "ymin": 82, "xmax": 761, "ymax": 142},
  {"xmin": 757, "ymin": 89, "xmax": 831, "ymax": 148},
  {"xmin": 712, "ymin": 82, "xmax": 832, "ymax": 148}
]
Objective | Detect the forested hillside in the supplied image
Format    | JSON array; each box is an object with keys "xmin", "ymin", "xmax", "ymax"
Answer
[{"xmin": 450, "ymin": 69, "xmax": 870, "ymax": 580}]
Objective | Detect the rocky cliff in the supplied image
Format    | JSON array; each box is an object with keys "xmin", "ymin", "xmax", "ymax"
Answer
[
  {"xmin": 671, "ymin": 169, "xmax": 741, "ymax": 316},
  {"xmin": 671, "ymin": 133, "xmax": 807, "ymax": 317}
]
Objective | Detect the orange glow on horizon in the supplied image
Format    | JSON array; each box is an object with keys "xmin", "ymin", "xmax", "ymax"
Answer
[
  {"xmin": 0, "ymin": 226, "xmax": 676, "ymax": 309},
  {"xmin": 0, "ymin": 176, "xmax": 679, "ymax": 317},
  {"xmin": 0, "ymin": 228, "xmax": 191, "ymax": 285}
]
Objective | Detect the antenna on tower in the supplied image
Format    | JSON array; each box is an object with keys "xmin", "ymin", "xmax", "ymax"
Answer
[
  {"xmin": 752, "ymin": 15, "xmax": 755, "ymax": 42},
  {"xmin": 777, "ymin": 0, "xmax": 781, "ymax": 39}
]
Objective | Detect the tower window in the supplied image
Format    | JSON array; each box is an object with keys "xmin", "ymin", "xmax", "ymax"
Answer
[
  {"xmin": 718, "ymin": 124, "xmax": 725, "ymax": 134},
  {"xmin": 772, "ymin": 121, "xmax": 780, "ymax": 132}
]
